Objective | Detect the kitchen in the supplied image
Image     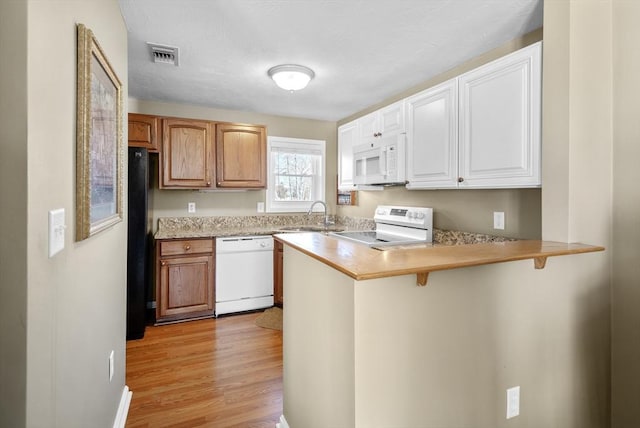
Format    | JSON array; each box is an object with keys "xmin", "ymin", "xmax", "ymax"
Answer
[{"xmin": 1, "ymin": 1, "xmax": 637, "ymax": 428}]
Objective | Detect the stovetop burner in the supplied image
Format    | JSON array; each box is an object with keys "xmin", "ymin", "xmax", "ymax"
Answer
[{"xmin": 328, "ymin": 230, "xmax": 425, "ymax": 247}]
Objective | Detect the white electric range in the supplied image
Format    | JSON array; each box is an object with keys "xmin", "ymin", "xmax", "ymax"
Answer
[{"xmin": 330, "ymin": 205, "xmax": 433, "ymax": 247}]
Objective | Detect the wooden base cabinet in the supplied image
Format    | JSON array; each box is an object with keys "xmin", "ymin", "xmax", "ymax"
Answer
[
  {"xmin": 274, "ymin": 240, "xmax": 284, "ymax": 307},
  {"xmin": 156, "ymin": 238, "xmax": 215, "ymax": 324}
]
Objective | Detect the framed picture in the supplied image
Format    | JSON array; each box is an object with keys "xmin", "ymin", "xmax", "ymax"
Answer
[{"xmin": 76, "ymin": 23, "xmax": 123, "ymax": 241}]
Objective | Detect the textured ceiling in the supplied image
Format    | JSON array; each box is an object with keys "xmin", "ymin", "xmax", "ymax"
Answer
[{"xmin": 119, "ymin": 0, "xmax": 542, "ymax": 122}]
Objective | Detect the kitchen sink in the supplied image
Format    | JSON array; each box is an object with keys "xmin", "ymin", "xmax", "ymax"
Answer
[{"xmin": 275, "ymin": 225, "xmax": 343, "ymax": 233}]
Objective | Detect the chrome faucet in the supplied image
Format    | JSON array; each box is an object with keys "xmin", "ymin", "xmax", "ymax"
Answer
[{"xmin": 307, "ymin": 200, "xmax": 333, "ymax": 227}]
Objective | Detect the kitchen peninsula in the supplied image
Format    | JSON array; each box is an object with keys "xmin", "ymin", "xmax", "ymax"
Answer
[{"xmin": 274, "ymin": 233, "xmax": 604, "ymax": 428}]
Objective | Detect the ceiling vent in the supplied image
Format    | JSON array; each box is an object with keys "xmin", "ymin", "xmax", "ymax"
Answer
[{"xmin": 147, "ymin": 43, "xmax": 180, "ymax": 66}]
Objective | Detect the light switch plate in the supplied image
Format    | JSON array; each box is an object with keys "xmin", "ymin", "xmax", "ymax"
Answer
[
  {"xmin": 48, "ymin": 208, "xmax": 65, "ymax": 258},
  {"xmin": 188, "ymin": 202, "xmax": 196, "ymax": 213},
  {"xmin": 109, "ymin": 350, "xmax": 114, "ymax": 382},
  {"xmin": 506, "ymin": 386, "xmax": 520, "ymax": 419},
  {"xmin": 493, "ymin": 211, "xmax": 505, "ymax": 230},
  {"xmin": 257, "ymin": 202, "xmax": 265, "ymax": 213}
]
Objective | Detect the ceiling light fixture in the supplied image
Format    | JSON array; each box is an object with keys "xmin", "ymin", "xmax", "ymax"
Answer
[{"xmin": 268, "ymin": 64, "xmax": 315, "ymax": 91}]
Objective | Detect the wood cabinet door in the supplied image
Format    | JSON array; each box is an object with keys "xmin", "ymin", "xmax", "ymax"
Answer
[
  {"xmin": 128, "ymin": 113, "xmax": 160, "ymax": 152},
  {"xmin": 157, "ymin": 253, "xmax": 214, "ymax": 320},
  {"xmin": 458, "ymin": 41, "xmax": 541, "ymax": 188},
  {"xmin": 273, "ymin": 240, "xmax": 284, "ymax": 307},
  {"xmin": 337, "ymin": 120, "xmax": 358, "ymax": 190},
  {"xmin": 405, "ymin": 79, "xmax": 459, "ymax": 189},
  {"xmin": 161, "ymin": 118, "xmax": 214, "ymax": 188},
  {"xmin": 216, "ymin": 123, "xmax": 266, "ymax": 188}
]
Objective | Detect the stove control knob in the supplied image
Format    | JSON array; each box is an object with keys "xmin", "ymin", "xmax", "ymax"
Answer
[
  {"xmin": 377, "ymin": 209, "xmax": 385, "ymax": 215},
  {"xmin": 416, "ymin": 212, "xmax": 425, "ymax": 219}
]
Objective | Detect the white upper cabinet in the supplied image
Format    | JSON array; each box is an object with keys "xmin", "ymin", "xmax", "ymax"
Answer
[
  {"xmin": 405, "ymin": 79, "xmax": 459, "ymax": 189},
  {"xmin": 338, "ymin": 100, "xmax": 404, "ymax": 190},
  {"xmin": 338, "ymin": 120, "xmax": 359, "ymax": 190},
  {"xmin": 405, "ymin": 41, "xmax": 542, "ymax": 189},
  {"xmin": 458, "ymin": 41, "xmax": 541, "ymax": 188},
  {"xmin": 359, "ymin": 100, "xmax": 405, "ymax": 144}
]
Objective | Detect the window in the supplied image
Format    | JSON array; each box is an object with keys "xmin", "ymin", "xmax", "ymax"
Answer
[{"xmin": 266, "ymin": 136, "xmax": 326, "ymax": 213}]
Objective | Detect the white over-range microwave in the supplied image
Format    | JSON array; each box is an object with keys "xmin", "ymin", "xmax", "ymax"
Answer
[{"xmin": 353, "ymin": 134, "xmax": 406, "ymax": 185}]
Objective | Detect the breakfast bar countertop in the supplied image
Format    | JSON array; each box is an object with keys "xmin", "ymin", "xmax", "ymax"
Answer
[{"xmin": 274, "ymin": 232, "xmax": 605, "ymax": 285}]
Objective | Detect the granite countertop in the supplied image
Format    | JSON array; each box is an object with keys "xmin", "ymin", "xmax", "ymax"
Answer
[
  {"xmin": 153, "ymin": 214, "xmax": 373, "ymax": 240},
  {"xmin": 153, "ymin": 214, "xmax": 518, "ymax": 247}
]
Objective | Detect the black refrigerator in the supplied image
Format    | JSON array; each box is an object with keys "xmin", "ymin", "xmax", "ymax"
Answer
[{"xmin": 127, "ymin": 147, "xmax": 149, "ymax": 340}]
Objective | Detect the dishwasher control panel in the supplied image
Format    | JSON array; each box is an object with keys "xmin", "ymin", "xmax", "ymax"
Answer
[{"xmin": 216, "ymin": 235, "xmax": 274, "ymax": 252}]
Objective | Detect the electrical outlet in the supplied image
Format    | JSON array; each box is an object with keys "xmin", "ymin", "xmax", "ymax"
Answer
[
  {"xmin": 109, "ymin": 350, "xmax": 114, "ymax": 382},
  {"xmin": 257, "ymin": 202, "xmax": 265, "ymax": 213},
  {"xmin": 188, "ymin": 202, "xmax": 196, "ymax": 213},
  {"xmin": 506, "ymin": 386, "xmax": 520, "ymax": 419},
  {"xmin": 493, "ymin": 211, "xmax": 505, "ymax": 230}
]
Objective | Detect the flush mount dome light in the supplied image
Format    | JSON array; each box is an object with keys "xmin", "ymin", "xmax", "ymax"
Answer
[{"xmin": 268, "ymin": 64, "xmax": 315, "ymax": 91}]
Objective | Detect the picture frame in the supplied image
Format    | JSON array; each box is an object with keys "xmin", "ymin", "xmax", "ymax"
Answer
[{"xmin": 76, "ymin": 23, "xmax": 123, "ymax": 241}]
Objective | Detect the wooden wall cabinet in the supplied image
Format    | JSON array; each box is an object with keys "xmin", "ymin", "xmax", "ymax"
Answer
[
  {"xmin": 161, "ymin": 118, "xmax": 214, "ymax": 189},
  {"xmin": 128, "ymin": 113, "xmax": 160, "ymax": 152},
  {"xmin": 216, "ymin": 123, "xmax": 267, "ymax": 188},
  {"xmin": 156, "ymin": 238, "xmax": 215, "ymax": 324},
  {"xmin": 274, "ymin": 239, "xmax": 284, "ymax": 307}
]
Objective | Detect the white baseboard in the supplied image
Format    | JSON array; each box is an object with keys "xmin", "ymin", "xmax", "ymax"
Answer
[
  {"xmin": 113, "ymin": 385, "xmax": 132, "ymax": 428},
  {"xmin": 275, "ymin": 414, "xmax": 290, "ymax": 428}
]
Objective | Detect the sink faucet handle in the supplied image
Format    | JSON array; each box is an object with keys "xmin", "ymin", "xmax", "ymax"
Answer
[{"xmin": 322, "ymin": 214, "xmax": 335, "ymax": 228}]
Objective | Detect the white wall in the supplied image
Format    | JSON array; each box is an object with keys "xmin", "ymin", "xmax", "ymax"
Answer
[{"xmin": 1, "ymin": 1, "xmax": 129, "ymax": 426}]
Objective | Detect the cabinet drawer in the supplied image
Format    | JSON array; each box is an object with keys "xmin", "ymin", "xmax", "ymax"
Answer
[{"xmin": 159, "ymin": 239, "xmax": 213, "ymax": 256}]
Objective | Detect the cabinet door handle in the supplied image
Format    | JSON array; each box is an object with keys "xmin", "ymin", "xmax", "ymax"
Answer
[
  {"xmin": 458, "ymin": 177, "xmax": 464, "ymax": 183},
  {"xmin": 161, "ymin": 261, "xmax": 166, "ymax": 266},
  {"xmin": 184, "ymin": 244, "xmax": 191, "ymax": 251},
  {"xmin": 206, "ymin": 181, "xmax": 211, "ymax": 186}
]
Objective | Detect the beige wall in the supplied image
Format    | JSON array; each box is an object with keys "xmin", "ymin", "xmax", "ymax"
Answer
[
  {"xmin": 129, "ymin": 99, "xmax": 337, "ymax": 231},
  {"xmin": 0, "ymin": 0, "xmax": 28, "ymax": 426},
  {"xmin": 336, "ymin": 29, "xmax": 544, "ymax": 240},
  {"xmin": 611, "ymin": 1, "xmax": 640, "ymax": 426},
  {"xmin": 0, "ymin": 1, "xmax": 128, "ymax": 426},
  {"xmin": 283, "ymin": 247, "xmax": 355, "ymax": 427},
  {"xmin": 341, "ymin": 187, "xmax": 541, "ymax": 239}
]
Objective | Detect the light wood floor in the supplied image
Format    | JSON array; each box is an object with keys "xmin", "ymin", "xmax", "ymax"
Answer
[{"xmin": 125, "ymin": 313, "xmax": 283, "ymax": 428}]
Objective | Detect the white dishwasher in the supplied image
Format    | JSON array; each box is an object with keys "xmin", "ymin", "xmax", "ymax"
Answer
[{"xmin": 215, "ymin": 235, "xmax": 274, "ymax": 316}]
